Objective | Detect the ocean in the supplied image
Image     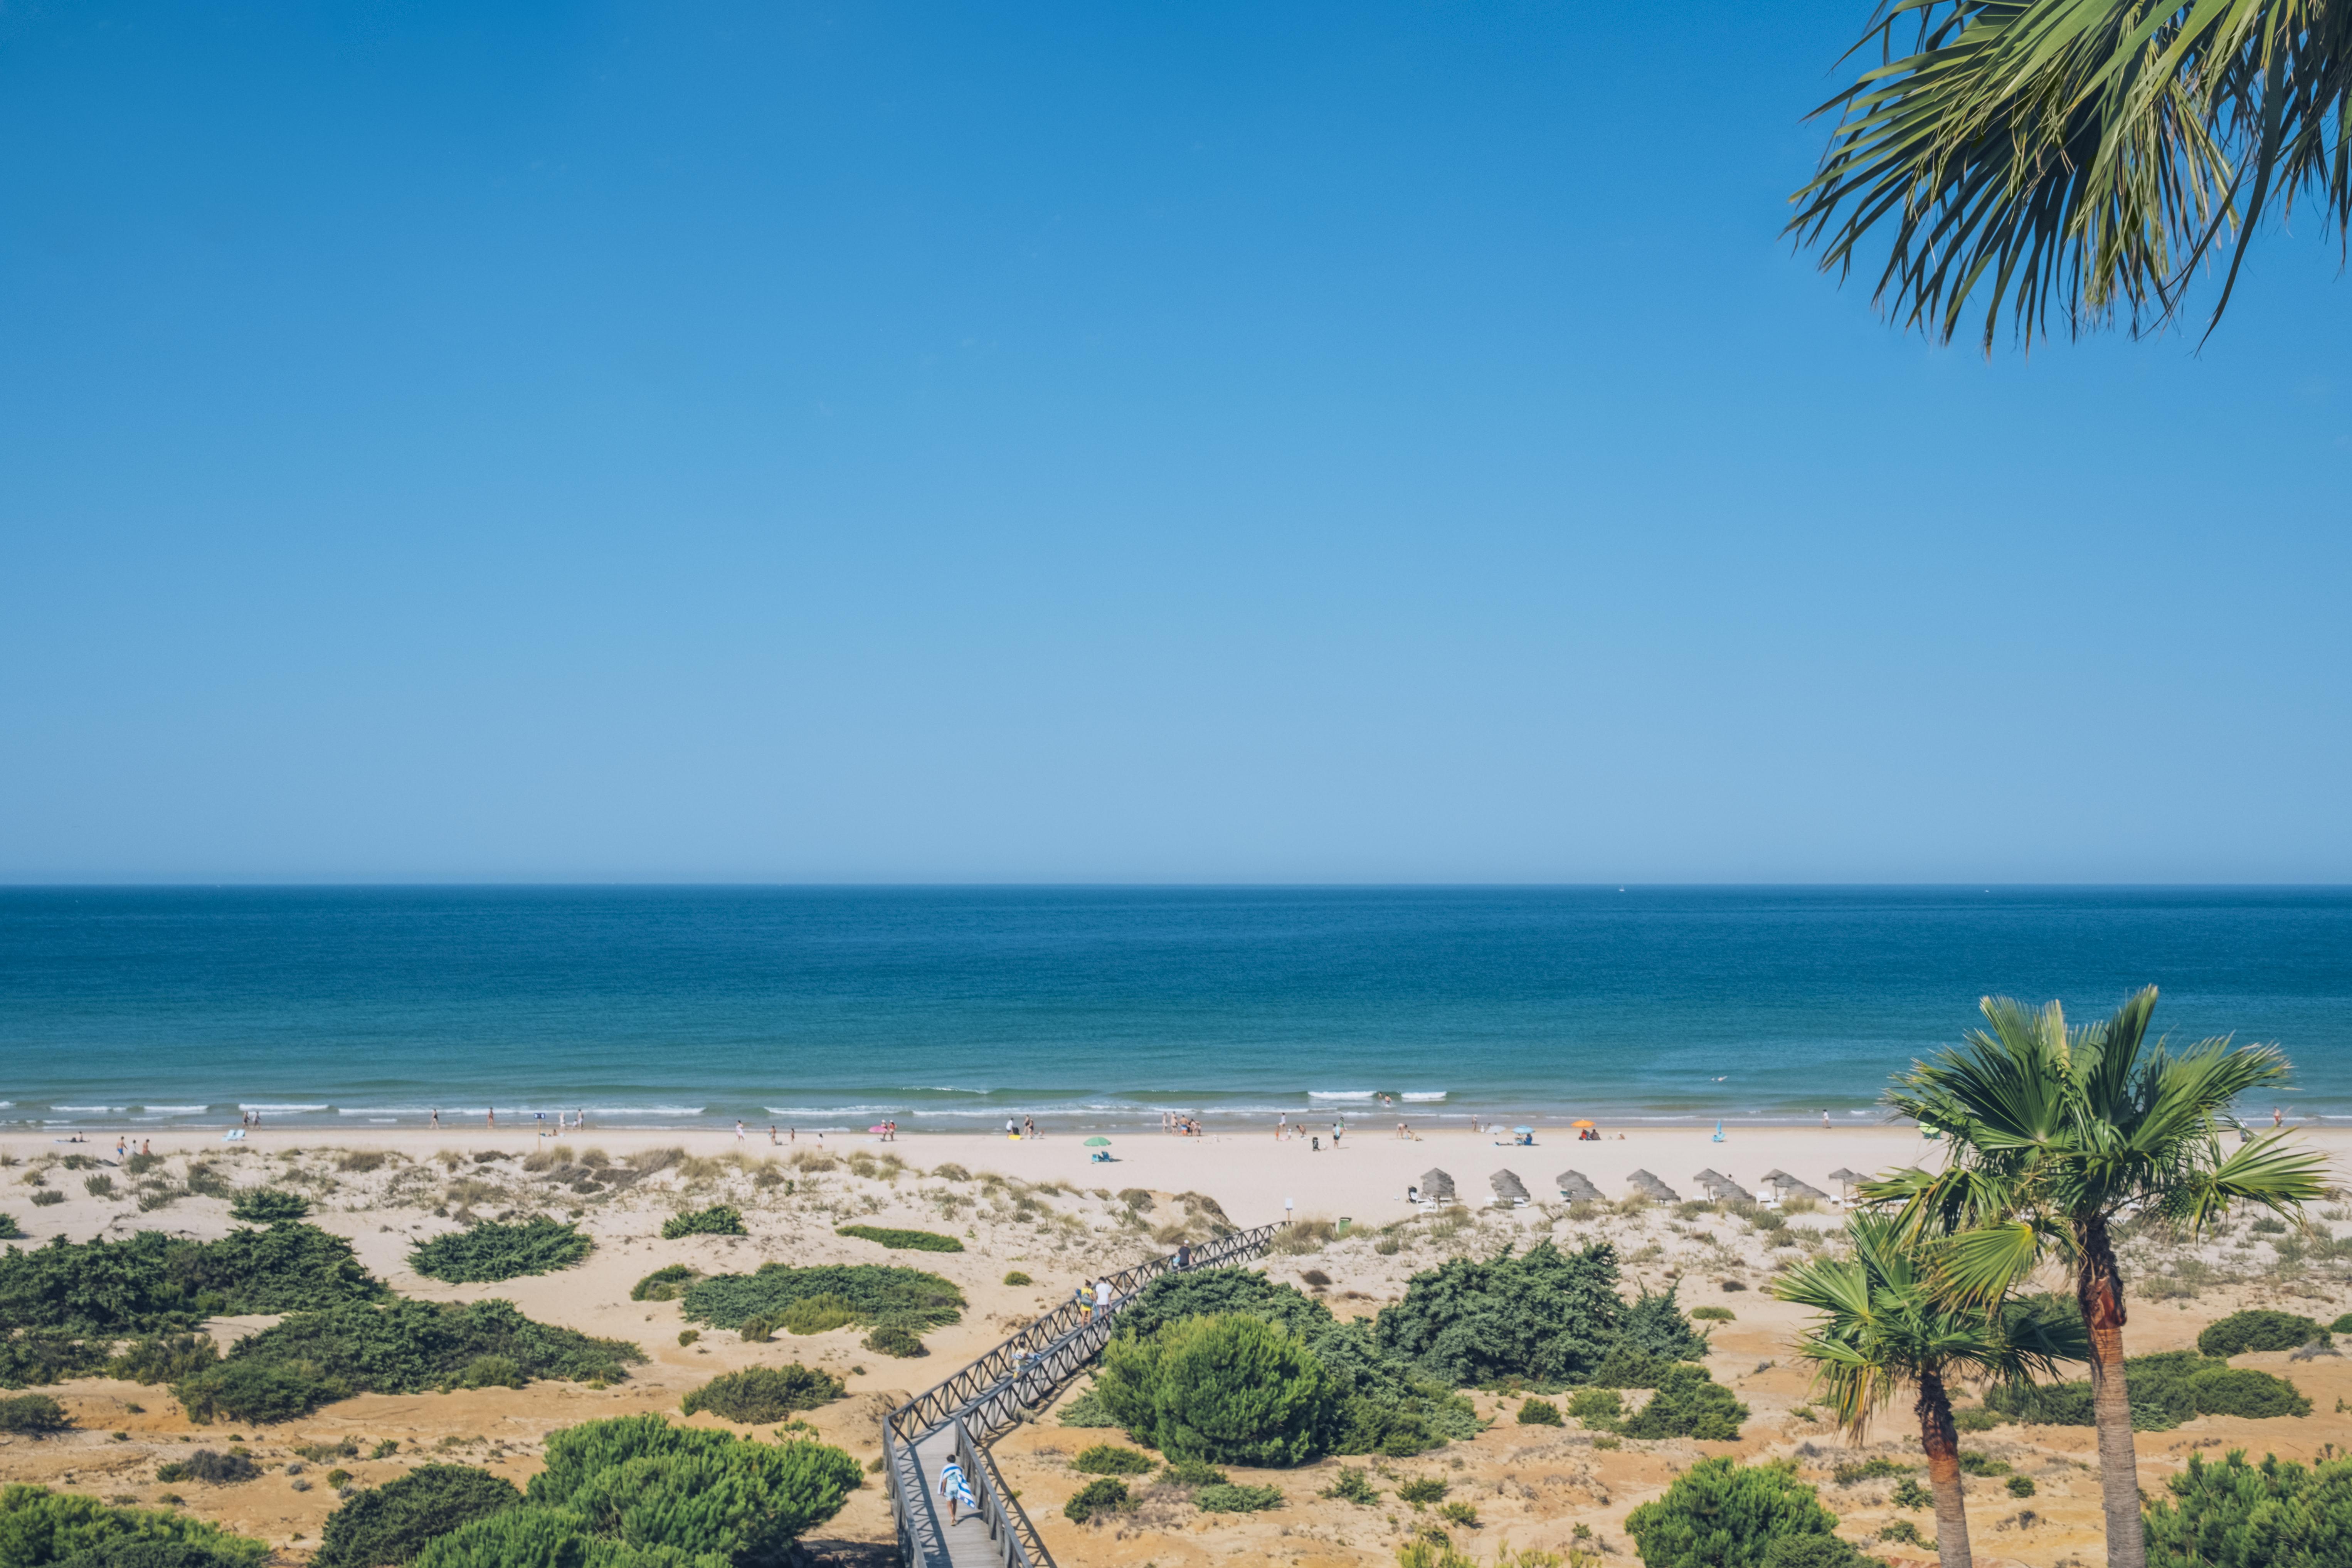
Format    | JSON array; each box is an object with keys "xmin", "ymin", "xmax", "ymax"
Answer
[{"xmin": 2, "ymin": 886, "xmax": 2347, "ymax": 1132}]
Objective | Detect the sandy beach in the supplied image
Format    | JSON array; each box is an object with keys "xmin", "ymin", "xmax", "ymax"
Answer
[{"xmin": 5, "ymin": 1121, "xmax": 2350, "ymax": 1568}]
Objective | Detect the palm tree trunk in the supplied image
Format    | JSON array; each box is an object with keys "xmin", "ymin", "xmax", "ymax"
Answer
[
  {"xmin": 2077, "ymin": 1219, "xmax": 2145, "ymax": 1568},
  {"xmin": 1914, "ymin": 1369, "xmax": 1972, "ymax": 1568}
]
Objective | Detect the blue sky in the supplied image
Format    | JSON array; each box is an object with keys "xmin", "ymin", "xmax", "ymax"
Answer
[{"xmin": 3, "ymin": 1, "xmax": 2347, "ymax": 883}]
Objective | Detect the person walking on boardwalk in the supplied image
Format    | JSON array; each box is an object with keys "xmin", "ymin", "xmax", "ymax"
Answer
[
  {"xmin": 1075, "ymin": 1279, "xmax": 1094, "ymax": 1322},
  {"xmin": 938, "ymin": 1455, "xmax": 977, "ymax": 1525},
  {"xmin": 1095, "ymin": 1276, "xmax": 1113, "ymax": 1315}
]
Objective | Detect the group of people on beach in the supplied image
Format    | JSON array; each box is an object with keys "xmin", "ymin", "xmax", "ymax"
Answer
[
  {"xmin": 1274, "ymin": 1113, "xmax": 1344, "ymax": 1150},
  {"xmin": 1159, "ymin": 1112, "xmax": 1203, "ymax": 1136}
]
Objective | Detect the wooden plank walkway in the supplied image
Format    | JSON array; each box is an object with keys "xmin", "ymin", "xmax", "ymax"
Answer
[{"xmin": 911, "ymin": 1424, "xmax": 1008, "ymax": 1568}]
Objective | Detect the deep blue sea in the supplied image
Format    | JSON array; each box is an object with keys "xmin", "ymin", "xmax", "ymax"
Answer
[{"xmin": 2, "ymin": 887, "xmax": 2348, "ymax": 1132}]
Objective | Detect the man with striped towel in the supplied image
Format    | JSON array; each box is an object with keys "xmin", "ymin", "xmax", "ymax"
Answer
[{"xmin": 938, "ymin": 1455, "xmax": 978, "ymax": 1525}]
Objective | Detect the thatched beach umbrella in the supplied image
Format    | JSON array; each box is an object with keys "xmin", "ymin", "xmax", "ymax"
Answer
[
  {"xmin": 1490, "ymin": 1169, "xmax": 1530, "ymax": 1206},
  {"xmin": 1420, "ymin": 1168, "xmax": 1456, "ymax": 1203},
  {"xmin": 1555, "ymin": 1169, "xmax": 1604, "ymax": 1202},
  {"xmin": 1827, "ymin": 1167, "xmax": 1864, "ymax": 1198},
  {"xmin": 1628, "ymin": 1169, "xmax": 1679, "ymax": 1201},
  {"xmin": 1693, "ymin": 1169, "xmax": 1740, "ymax": 1200},
  {"xmin": 1780, "ymin": 1176, "xmax": 1831, "ymax": 1201}
]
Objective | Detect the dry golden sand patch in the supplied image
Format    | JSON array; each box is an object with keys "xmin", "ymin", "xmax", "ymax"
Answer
[{"xmin": 3, "ymin": 1124, "xmax": 2350, "ymax": 1565}]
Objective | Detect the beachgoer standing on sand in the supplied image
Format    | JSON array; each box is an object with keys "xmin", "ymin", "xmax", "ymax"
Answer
[
  {"xmin": 1331, "ymin": 1122, "xmax": 1342, "ymax": 1148},
  {"xmin": 1311, "ymin": 1135, "xmax": 1320, "ymax": 1151},
  {"xmin": 1024, "ymin": 1117, "xmax": 1035, "ymax": 1139},
  {"xmin": 486, "ymin": 1107, "xmax": 495, "ymax": 1127},
  {"xmin": 736, "ymin": 1120, "xmax": 746, "ymax": 1142},
  {"xmin": 1822, "ymin": 1109, "xmax": 1830, "ymax": 1129},
  {"xmin": 769, "ymin": 1125, "xmax": 779, "ymax": 1145},
  {"xmin": 1277, "ymin": 1114, "xmax": 1286, "ymax": 1141},
  {"xmin": 141, "ymin": 1139, "xmax": 151, "ymax": 1156},
  {"xmin": 938, "ymin": 1455, "xmax": 976, "ymax": 1525},
  {"xmin": 2275, "ymin": 1107, "xmax": 2284, "ymax": 1128},
  {"xmin": 430, "ymin": 1108, "xmax": 439, "ymax": 1128}
]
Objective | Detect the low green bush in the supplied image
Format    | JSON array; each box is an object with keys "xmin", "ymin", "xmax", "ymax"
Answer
[
  {"xmin": 834, "ymin": 1224, "xmax": 963, "ymax": 1253},
  {"xmin": 2007, "ymin": 1474, "xmax": 2037, "ymax": 1498},
  {"xmin": 0, "ymin": 1393, "xmax": 71, "ymax": 1434},
  {"xmin": 661, "ymin": 1206, "xmax": 747, "ymax": 1240},
  {"xmin": 629, "ymin": 1264, "xmax": 700, "ymax": 1302},
  {"xmin": 861, "ymin": 1324, "xmax": 925, "ymax": 1358},
  {"xmin": 173, "ymin": 1299, "xmax": 641, "ymax": 1422},
  {"xmin": 1951, "ymin": 1405, "xmax": 2005, "ymax": 1432},
  {"xmin": 1957, "ymin": 1451, "xmax": 2010, "ymax": 1477},
  {"xmin": 1322, "ymin": 1466, "xmax": 1378, "ymax": 1504},
  {"xmin": 1195, "ymin": 1482, "xmax": 1283, "ymax": 1512},
  {"xmin": 1516, "ymin": 1397, "xmax": 1562, "ymax": 1426},
  {"xmin": 225, "ymin": 1190, "xmax": 310, "ymax": 1225},
  {"xmin": 1622, "ymin": 1365, "xmax": 1748, "ymax": 1441},
  {"xmin": 454, "ymin": 1355, "xmax": 526, "ymax": 1390},
  {"xmin": 1587, "ymin": 1345, "xmax": 1674, "ymax": 1389},
  {"xmin": 1164, "ymin": 1457, "xmax": 1227, "ymax": 1487},
  {"xmin": 1691, "ymin": 1306, "xmax": 1736, "ymax": 1322},
  {"xmin": 313, "ymin": 1463, "xmax": 520, "ymax": 1568},
  {"xmin": 2332, "ymin": 1312, "xmax": 2352, "ymax": 1336},
  {"xmin": 1063, "ymin": 1477, "xmax": 1132, "ymax": 1523},
  {"xmin": 2142, "ymin": 1447, "xmax": 2352, "ymax": 1568},
  {"xmin": 1625, "ymin": 1458, "xmax": 1843, "ymax": 1568},
  {"xmin": 2189, "ymin": 1366, "xmax": 2313, "ymax": 1420},
  {"xmin": 1059, "ymin": 1386, "xmax": 1120, "ymax": 1427},
  {"xmin": 0, "ymin": 1226, "xmax": 387, "ymax": 1340},
  {"xmin": 1097, "ymin": 1313, "xmax": 1339, "ymax": 1467},
  {"xmin": 683, "ymin": 1263, "xmax": 965, "ymax": 1333},
  {"xmin": 1073, "ymin": 1444, "xmax": 1152, "ymax": 1475},
  {"xmin": 749, "ymin": 1294, "xmax": 861, "ymax": 1339},
  {"xmin": 0, "ymin": 1333, "xmax": 110, "ymax": 1390},
  {"xmin": 1759, "ymin": 1538, "xmax": 1883, "ymax": 1568},
  {"xmin": 0, "ymin": 1215, "xmax": 22, "ymax": 1241},
  {"xmin": 1003, "ymin": 1271, "xmax": 1032, "ymax": 1286},
  {"xmin": 30, "ymin": 1192, "xmax": 65, "ymax": 1208},
  {"xmin": 1569, "ymin": 1387, "xmax": 1625, "ymax": 1426},
  {"xmin": 1396, "ymin": 1477, "xmax": 1449, "ymax": 1505},
  {"xmin": 106, "ymin": 1336, "xmax": 219, "ymax": 1387},
  {"xmin": 2198, "ymin": 1310, "xmax": 2330, "ymax": 1359},
  {"xmin": 680, "ymin": 1366, "xmax": 845, "ymax": 1423},
  {"xmin": 1832, "ymin": 1458, "xmax": 1909, "ymax": 1486},
  {"xmin": 155, "ymin": 1451, "xmax": 259, "ymax": 1486},
  {"xmin": 407, "ymin": 1218, "xmax": 591, "ymax": 1283},
  {"xmin": 0, "ymin": 1485, "xmax": 268, "ymax": 1567},
  {"xmin": 1372, "ymin": 1240, "xmax": 1644, "ymax": 1386}
]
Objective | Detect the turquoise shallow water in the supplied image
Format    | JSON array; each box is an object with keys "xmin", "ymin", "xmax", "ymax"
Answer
[{"xmin": 1, "ymin": 886, "xmax": 2347, "ymax": 1131}]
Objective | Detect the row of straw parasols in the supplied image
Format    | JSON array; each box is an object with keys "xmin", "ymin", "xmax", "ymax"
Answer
[{"xmin": 1413, "ymin": 1165, "xmax": 1869, "ymax": 1206}]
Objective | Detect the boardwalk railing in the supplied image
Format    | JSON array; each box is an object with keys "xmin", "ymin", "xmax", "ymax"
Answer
[{"xmin": 883, "ymin": 1221, "xmax": 1282, "ymax": 1568}]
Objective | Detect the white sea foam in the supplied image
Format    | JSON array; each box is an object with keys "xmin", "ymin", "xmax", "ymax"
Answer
[
  {"xmin": 56, "ymin": 1105, "xmax": 127, "ymax": 1112},
  {"xmin": 1308, "ymin": 1090, "xmax": 1377, "ymax": 1100},
  {"xmin": 1400, "ymin": 1092, "xmax": 1447, "ymax": 1102},
  {"xmin": 239, "ymin": 1103, "xmax": 331, "ymax": 1112},
  {"xmin": 762, "ymin": 1105, "xmax": 908, "ymax": 1118},
  {"xmin": 136, "ymin": 1106, "xmax": 210, "ymax": 1115}
]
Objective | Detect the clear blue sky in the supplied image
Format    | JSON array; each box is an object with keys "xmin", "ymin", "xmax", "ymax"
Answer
[{"xmin": 3, "ymin": 2, "xmax": 2347, "ymax": 883}]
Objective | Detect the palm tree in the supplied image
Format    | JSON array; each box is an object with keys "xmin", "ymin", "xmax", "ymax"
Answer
[
  {"xmin": 1791, "ymin": 2, "xmax": 2352, "ymax": 349},
  {"xmin": 1868, "ymin": 986, "xmax": 2328, "ymax": 1568},
  {"xmin": 1777, "ymin": 1213, "xmax": 2087, "ymax": 1568}
]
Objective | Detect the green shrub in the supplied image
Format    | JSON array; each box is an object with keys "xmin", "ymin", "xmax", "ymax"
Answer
[
  {"xmin": 1373, "ymin": 1240, "xmax": 1634, "ymax": 1386},
  {"xmin": 30, "ymin": 1192, "xmax": 65, "ymax": 1208},
  {"xmin": 1622, "ymin": 1366, "xmax": 1748, "ymax": 1441},
  {"xmin": 313, "ymin": 1464, "xmax": 520, "ymax": 1568},
  {"xmin": 1097, "ymin": 1314, "xmax": 1339, "ymax": 1467},
  {"xmin": 1831, "ymin": 1458, "xmax": 1908, "ymax": 1486},
  {"xmin": 1517, "ymin": 1397, "xmax": 1563, "ymax": 1426},
  {"xmin": 1437, "ymin": 1500, "xmax": 1480, "ymax": 1528},
  {"xmin": 1063, "ymin": 1477, "xmax": 1132, "ymax": 1523},
  {"xmin": 1323, "ymin": 1466, "xmax": 1379, "ymax": 1504},
  {"xmin": 410, "ymin": 1414, "xmax": 858, "ymax": 1566},
  {"xmin": 2332, "ymin": 1312, "xmax": 2352, "ymax": 1336},
  {"xmin": 0, "ymin": 1485, "xmax": 269, "ymax": 1567},
  {"xmin": 1691, "ymin": 1306, "xmax": 1736, "ymax": 1322},
  {"xmin": 1956, "ymin": 1451, "xmax": 2009, "ymax": 1477},
  {"xmin": 1982, "ymin": 1350, "xmax": 2307, "ymax": 1431},
  {"xmin": 676, "ymin": 1330, "xmax": 698, "ymax": 1348},
  {"xmin": 2190, "ymin": 1366, "xmax": 2313, "ymax": 1420},
  {"xmin": 1196, "ymin": 1483, "xmax": 1283, "ymax": 1512},
  {"xmin": 1758, "ymin": 1537, "xmax": 1881, "ymax": 1568},
  {"xmin": 1891, "ymin": 1478, "xmax": 1932, "ymax": 1509},
  {"xmin": 680, "ymin": 1366, "xmax": 845, "ymax": 1423},
  {"xmin": 1059, "ymin": 1386, "xmax": 1120, "ymax": 1427},
  {"xmin": 1587, "ymin": 1345, "xmax": 1674, "ymax": 1389},
  {"xmin": 0, "ymin": 1333, "xmax": 110, "ymax": 1390},
  {"xmin": 861, "ymin": 1324, "xmax": 925, "ymax": 1358},
  {"xmin": 0, "ymin": 1393, "xmax": 71, "ymax": 1434},
  {"xmin": 454, "ymin": 1355, "xmax": 526, "ymax": 1390},
  {"xmin": 1985, "ymin": 1377, "xmax": 2096, "ymax": 1426},
  {"xmin": 225, "ymin": 1190, "xmax": 310, "ymax": 1225},
  {"xmin": 173, "ymin": 1360, "xmax": 343, "ymax": 1426},
  {"xmin": 1624, "ymin": 1458, "xmax": 1843, "ymax": 1568},
  {"xmin": 764, "ymin": 1294, "xmax": 859, "ymax": 1337},
  {"xmin": 834, "ymin": 1224, "xmax": 962, "ymax": 1253},
  {"xmin": 1618, "ymin": 1284, "xmax": 1713, "ymax": 1360},
  {"xmin": 1003, "ymin": 1272, "xmax": 1032, "ymax": 1286},
  {"xmin": 173, "ymin": 1299, "xmax": 641, "ymax": 1422},
  {"xmin": 0, "ymin": 1215, "xmax": 22, "ymax": 1241},
  {"xmin": 1164, "ymin": 1457, "xmax": 1227, "ymax": 1487},
  {"xmin": 1951, "ymin": 1406, "xmax": 2004, "ymax": 1432},
  {"xmin": 2007, "ymin": 1474, "xmax": 2037, "ymax": 1498},
  {"xmin": 2199, "ymin": 1310, "xmax": 2331, "ymax": 1359},
  {"xmin": 0, "ymin": 1226, "xmax": 387, "ymax": 1340},
  {"xmin": 408, "ymin": 1218, "xmax": 591, "ymax": 1283},
  {"xmin": 2142, "ymin": 1448, "xmax": 2352, "ymax": 1568},
  {"xmin": 155, "ymin": 1451, "xmax": 259, "ymax": 1485},
  {"xmin": 1570, "ymin": 1387, "xmax": 1625, "ymax": 1426},
  {"xmin": 683, "ymin": 1263, "xmax": 964, "ymax": 1333},
  {"xmin": 1073, "ymin": 1444, "xmax": 1153, "ymax": 1475},
  {"xmin": 105, "ymin": 1336, "xmax": 219, "ymax": 1387},
  {"xmin": 630, "ymin": 1265, "xmax": 700, "ymax": 1302},
  {"xmin": 1113, "ymin": 1268, "xmax": 1476, "ymax": 1458},
  {"xmin": 1397, "ymin": 1477, "xmax": 1449, "ymax": 1505},
  {"xmin": 661, "ymin": 1206, "xmax": 747, "ymax": 1240}
]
